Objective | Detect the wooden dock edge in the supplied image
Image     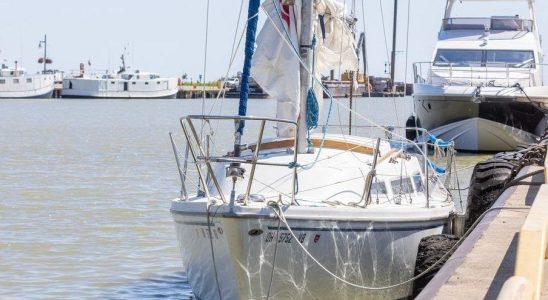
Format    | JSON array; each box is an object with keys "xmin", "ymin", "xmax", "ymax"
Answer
[
  {"xmin": 415, "ymin": 175, "xmax": 524, "ymax": 300},
  {"xmin": 498, "ymin": 146, "xmax": 548, "ymax": 300}
]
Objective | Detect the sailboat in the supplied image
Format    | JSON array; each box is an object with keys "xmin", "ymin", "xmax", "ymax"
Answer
[{"xmin": 170, "ymin": 0, "xmax": 457, "ymax": 299}]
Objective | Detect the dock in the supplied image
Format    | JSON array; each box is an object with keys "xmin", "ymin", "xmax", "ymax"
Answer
[
  {"xmin": 417, "ymin": 146, "xmax": 548, "ymax": 299},
  {"xmin": 177, "ymin": 85, "xmax": 226, "ymax": 99}
]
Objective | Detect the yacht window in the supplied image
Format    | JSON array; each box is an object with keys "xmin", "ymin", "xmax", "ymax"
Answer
[
  {"xmin": 434, "ymin": 50, "xmax": 483, "ymax": 67},
  {"xmin": 485, "ymin": 50, "xmax": 535, "ymax": 68},
  {"xmin": 491, "ymin": 18, "xmax": 532, "ymax": 31},
  {"xmin": 26, "ymin": 78, "xmax": 32, "ymax": 83},
  {"xmin": 13, "ymin": 78, "xmax": 19, "ymax": 84},
  {"xmin": 371, "ymin": 181, "xmax": 387, "ymax": 195},
  {"xmin": 111, "ymin": 81, "xmax": 115, "ymax": 84},
  {"xmin": 157, "ymin": 81, "xmax": 161, "ymax": 84},
  {"xmin": 391, "ymin": 177, "xmax": 414, "ymax": 194},
  {"xmin": 145, "ymin": 82, "xmax": 149, "ymax": 85},
  {"xmin": 412, "ymin": 173, "xmax": 423, "ymax": 192},
  {"xmin": 132, "ymin": 82, "xmax": 136, "ymax": 85},
  {"xmin": 0, "ymin": 79, "xmax": 5, "ymax": 84}
]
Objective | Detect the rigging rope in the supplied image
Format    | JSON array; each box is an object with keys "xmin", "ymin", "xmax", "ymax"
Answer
[
  {"xmin": 378, "ymin": 0, "xmax": 391, "ymax": 64},
  {"xmin": 238, "ymin": 0, "xmax": 261, "ymax": 134},
  {"xmin": 403, "ymin": 0, "xmax": 411, "ymax": 96},
  {"xmin": 201, "ymin": 0, "xmax": 211, "ymax": 119},
  {"xmin": 262, "ymin": 2, "xmax": 449, "ymax": 189}
]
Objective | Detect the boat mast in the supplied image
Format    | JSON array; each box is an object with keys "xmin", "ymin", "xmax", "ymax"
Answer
[
  {"xmin": 390, "ymin": 0, "xmax": 398, "ymax": 93},
  {"xmin": 298, "ymin": 0, "xmax": 314, "ymax": 153},
  {"xmin": 38, "ymin": 34, "xmax": 47, "ymax": 74}
]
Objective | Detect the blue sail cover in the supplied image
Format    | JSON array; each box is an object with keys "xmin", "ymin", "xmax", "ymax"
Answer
[{"xmin": 237, "ymin": 0, "xmax": 260, "ymax": 134}]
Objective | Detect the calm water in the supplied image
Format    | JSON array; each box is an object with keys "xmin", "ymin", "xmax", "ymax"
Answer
[{"xmin": 0, "ymin": 97, "xmax": 488, "ymax": 299}]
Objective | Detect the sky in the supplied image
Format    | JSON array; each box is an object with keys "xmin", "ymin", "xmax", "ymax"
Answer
[{"xmin": 1, "ymin": 0, "xmax": 547, "ymax": 83}]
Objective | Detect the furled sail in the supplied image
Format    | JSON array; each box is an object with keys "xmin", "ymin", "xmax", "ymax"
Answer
[{"xmin": 251, "ymin": 0, "xmax": 358, "ymax": 138}]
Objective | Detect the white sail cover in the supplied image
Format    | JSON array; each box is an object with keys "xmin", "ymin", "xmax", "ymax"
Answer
[{"xmin": 252, "ymin": 0, "xmax": 358, "ymax": 137}]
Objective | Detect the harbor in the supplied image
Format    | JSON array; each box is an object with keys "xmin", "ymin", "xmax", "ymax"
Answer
[{"xmin": 2, "ymin": 0, "xmax": 548, "ymax": 299}]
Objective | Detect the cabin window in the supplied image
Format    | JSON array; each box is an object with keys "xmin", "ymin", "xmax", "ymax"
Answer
[
  {"xmin": 434, "ymin": 49, "xmax": 483, "ymax": 67},
  {"xmin": 111, "ymin": 81, "xmax": 115, "ymax": 84},
  {"xmin": 26, "ymin": 78, "xmax": 32, "ymax": 83},
  {"xmin": 391, "ymin": 177, "xmax": 414, "ymax": 194},
  {"xmin": 0, "ymin": 79, "xmax": 5, "ymax": 84},
  {"xmin": 145, "ymin": 82, "xmax": 149, "ymax": 85},
  {"xmin": 435, "ymin": 49, "xmax": 536, "ymax": 68},
  {"xmin": 13, "ymin": 78, "xmax": 19, "ymax": 84},
  {"xmin": 132, "ymin": 82, "xmax": 136, "ymax": 85},
  {"xmin": 371, "ymin": 181, "xmax": 387, "ymax": 195},
  {"xmin": 485, "ymin": 50, "xmax": 535, "ymax": 68},
  {"xmin": 412, "ymin": 173, "xmax": 423, "ymax": 192},
  {"xmin": 157, "ymin": 81, "xmax": 161, "ymax": 84}
]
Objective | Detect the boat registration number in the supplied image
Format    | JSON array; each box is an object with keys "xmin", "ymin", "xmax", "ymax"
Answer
[{"xmin": 265, "ymin": 232, "xmax": 311, "ymax": 244}]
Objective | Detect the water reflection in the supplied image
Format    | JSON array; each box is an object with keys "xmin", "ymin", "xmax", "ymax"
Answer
[{"xmin": 106, "ymin": 272, "xmax": 194, "ymax": 299}]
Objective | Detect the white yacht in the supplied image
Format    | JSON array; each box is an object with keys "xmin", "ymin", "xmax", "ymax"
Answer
[
  {"xmin": 0, "ymin": 63, "xmax": 54, "ymax": 98},
  {"xmin": 62, "ymin": 55, "xmax": 178, "ymax": 99},
  {"xmin": 170, "ymin": 1, "xmax": 458, "ymax": 299},
  {"xmin": 413, "ymin": 0, "xmax": 548, "ymax": 151}
]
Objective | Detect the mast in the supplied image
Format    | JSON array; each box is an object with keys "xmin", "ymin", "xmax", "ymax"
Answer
[
  {"xmin": 38, "ymin": 35, "xmax": 48, "ymax": 74},
  {"xmin": 43, "ymin": 35, "xmax": 47, "ymax": 74},
  {"xmin": 298, "ymin": 0, "xmax": 314, "ymax": 153},
  {"xmin": 390, "ymin": 0, "xmax": 398, "ymax": 93}
]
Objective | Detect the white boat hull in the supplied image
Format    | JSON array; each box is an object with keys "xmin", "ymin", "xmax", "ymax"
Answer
[
  {"xmin": 426, "ymin": 117, "xmax": 536, "ymax": 152},
  {"xmin": 172, "ymin": 204, "xmax": 450, "ymax": 300},
  {"xmin": 413, "ymin": 84, "xmax": 547, "ymax": 151},
  {"xmin": 62, "ymin": 78, "xmax": 179, "ymax": 99},
  {"xmin": 0, "ymin": 75, "xmax": 54, "ymax": 98}
]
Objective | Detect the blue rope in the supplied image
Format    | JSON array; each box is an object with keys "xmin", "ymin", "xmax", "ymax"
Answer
[
  {"xmin": 237, "ymin": 0, "xmax": 260, "ymax": 134},
  {"xmin": 427, "ymin": 133, "xmax": 453, "ymax": 148},
  {"xmin": 306, "ymin": 35, "xmax": 319, "ymax": 132},
  {"xmin": 428, "ymin": 161, "xmax": 446, "ymax": 174}
]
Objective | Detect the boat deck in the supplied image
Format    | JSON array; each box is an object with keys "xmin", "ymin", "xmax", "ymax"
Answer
[{"xmin": 417, "ymin": 165, "xmax": 548, "ymax": 299}]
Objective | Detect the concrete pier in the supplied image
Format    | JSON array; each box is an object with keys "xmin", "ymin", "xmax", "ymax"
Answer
[
  {"xmin": 417, "ymin": 151, "xmax": 548, "ymax": 299},
  {"xmin": 177, "ymin": 85, "xmax": 225, "ymax": 99}
]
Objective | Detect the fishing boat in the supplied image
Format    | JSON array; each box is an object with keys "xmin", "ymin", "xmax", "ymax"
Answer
[
  {"xmin": 413, "ymin": 0, "xmax": 548, "ymax": 152},
  {"xmin": 0, "ymin": 35, "xmax": 55, "ymax": 99},
  {"xmin": 0, "ymin": 63, "xmax": 54, "ymax": 98},
  {"xmin": 170, "ymin": 0, "xmax": 457, "ymax": 299},
  {"xmin": 62, "ymin": 50, "xmax": 178, "ymax": 99}
]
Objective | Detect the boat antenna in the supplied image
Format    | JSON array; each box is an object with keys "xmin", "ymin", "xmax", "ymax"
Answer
[
  {"xmin": 118, "ymin": 46, "xmax": 127, "ymax": 74},
  {"xmin": 390, "ymin": 0, "xmax": 398, "ymax": 93}
]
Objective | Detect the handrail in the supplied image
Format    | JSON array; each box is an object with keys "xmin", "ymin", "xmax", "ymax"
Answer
[
  {"xmin": 442, "ymin": 17, "xmax": 534, "ymax": 32},
  {"xmin": 173, "ymin": 114, "xmax": 455, "ymax": 208},
  {"xmin": 412, "ymin": 61, "xmax": 544, "ymax": 88},
  {"xmin": 178, "ymin": 115, "xmax": 299, "ymax": 205},
  {"xmin": 183, "ymin": 114, "xmax": 297, "ymax": 125}
]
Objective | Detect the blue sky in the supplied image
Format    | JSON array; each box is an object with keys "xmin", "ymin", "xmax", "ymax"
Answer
[{"xmin": 1, "ymin": 0, "xmax": 546, "ymax": 83}]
